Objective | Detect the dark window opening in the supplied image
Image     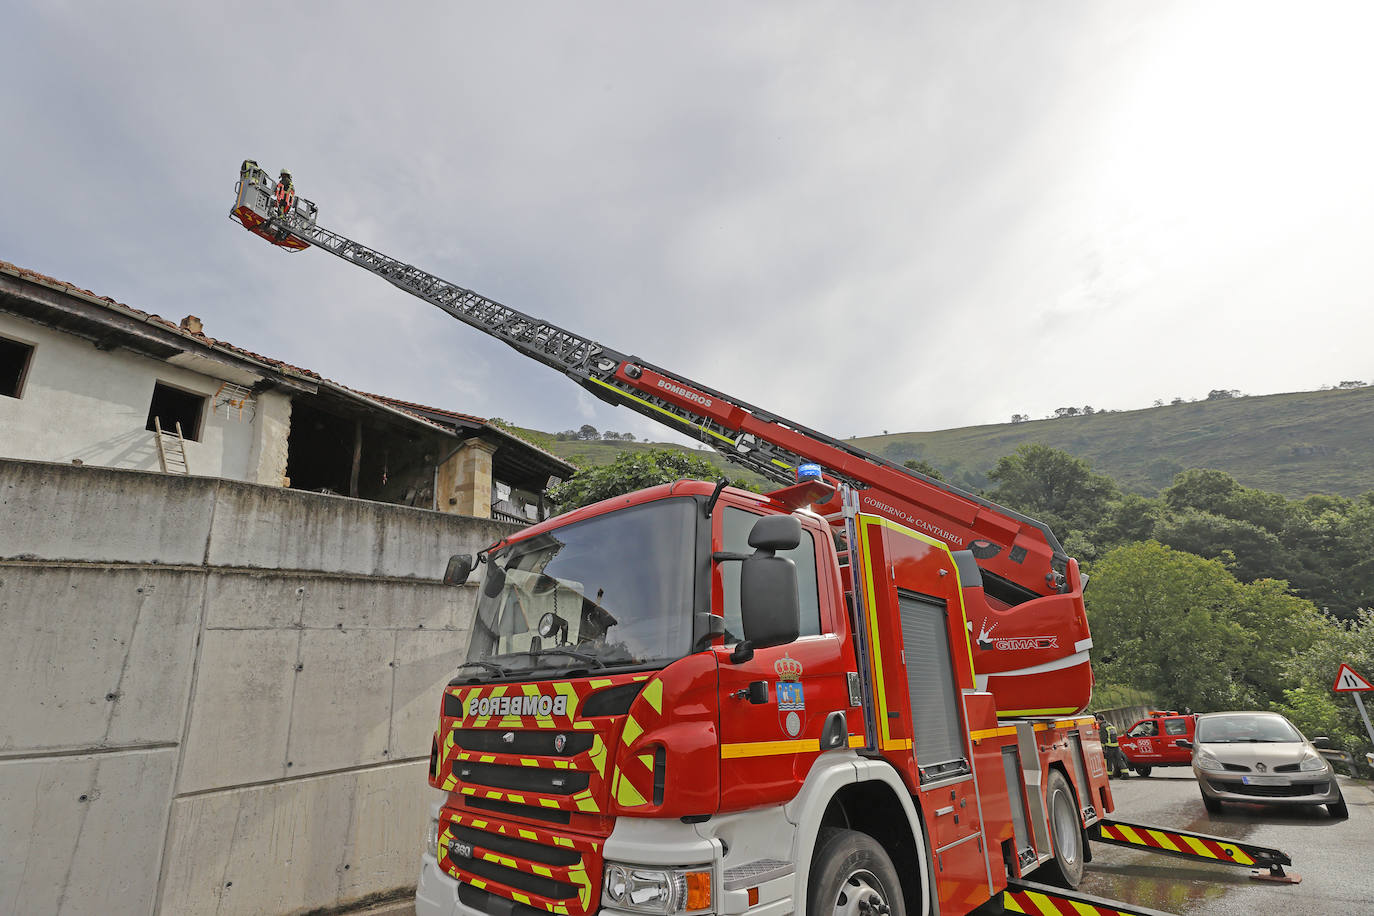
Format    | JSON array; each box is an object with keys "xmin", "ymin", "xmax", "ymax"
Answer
[
  {"xmin": 0, "ymin": 336, "xmax": 35, "ymax": 399},
  {"xmin": 285, "ymin": 400, "xmax": 437, "ymax": 506},
  {"xmin": 145, "ymin": 382, "xmax": 206, "ymax": 441}
]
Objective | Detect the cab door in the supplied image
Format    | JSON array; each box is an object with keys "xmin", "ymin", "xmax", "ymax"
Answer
[
  {"xmin": 1159, "ymin": 716, "xmax": 1193, "ymax": 763},
  {"xmin": 714, "ymin": 506, "xmax": 858, "ymax": 811}
]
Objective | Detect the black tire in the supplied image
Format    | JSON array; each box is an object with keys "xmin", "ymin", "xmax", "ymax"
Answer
[
  {"xmin": 807, "ymin": 827, "xmax": 906, "ymax": 916},
  {"xmin": 1038, "ymin": 771, "xmax": 1086, "ymax": 889},
  {"xmin": 1328, "ymin": 790, "xmax": 1349, "ymax": 819},
  {"xmin": 1133, "ymin": 765, "xmax": 1152, "ymax": 777},
  {"xmin": 1202, "ymin": 793, "xmax": 1222, "ymax": 814}
]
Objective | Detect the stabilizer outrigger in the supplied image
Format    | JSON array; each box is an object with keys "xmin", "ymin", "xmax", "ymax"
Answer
[{"xmin": 1092, "ymin": 818, "xmax": 1299, "ymax": 883}]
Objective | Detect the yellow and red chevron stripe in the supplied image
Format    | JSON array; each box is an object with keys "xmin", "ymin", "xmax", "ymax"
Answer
[
  {"xmin": 1002, "ymin": 880, "xmax": 1174, "ymax": 916},
  {"xmin": 1096, "ymin": 822, "xmax": 1255, "ymax": 866}
]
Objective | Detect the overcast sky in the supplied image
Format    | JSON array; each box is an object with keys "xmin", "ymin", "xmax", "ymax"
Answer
[{"xmin": 4, "ymin": 2, "xmax": 1372, "ymax": 446}]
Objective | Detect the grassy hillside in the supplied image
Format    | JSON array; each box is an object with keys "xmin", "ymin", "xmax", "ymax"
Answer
[
  {"xmin": 860, "ymin": 386, "xmax": 1374, "ymax": 498},
  {"xmin": 528, "ymin": 385, "xmax": 1374, "ymax": 499}
]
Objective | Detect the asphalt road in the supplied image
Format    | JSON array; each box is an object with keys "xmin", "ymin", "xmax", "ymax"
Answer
[{"xmin": 1077, "ymin": 769, "xmax": 1374, "ymax": 915}]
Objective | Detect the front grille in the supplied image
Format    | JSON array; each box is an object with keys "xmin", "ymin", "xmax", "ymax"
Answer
[
  {"xmin": 465, "ymin": 795, "xmax": 572, "ymax": 825},
  {"xmin": 1210, "ymin": 779, "xmax": 1329, "ymax": 798},
  {"xmin": 453, "ymin": 850, "xmax": 578, "ymax": 900},
  {"xmin": 454, "ymin": 728, "xmax": 595, "ymax": 757},
  {"xmin": 459, "ymin": 883, "xmax": 549, "ymax": 916},
  {"xmin": 442, "ymin": 814, "xmax": 600, "ymax": 916},
  {"xmin": 450, "ymin": 825, "xmax": 579, "ymax": 867},
  {"xmin": 454, "ymin": 760, "xmax": 590, "ymax": 795},
  {"xmin": 1221, "ymin": 762, "xmax": 1250, "ymax": 772}
]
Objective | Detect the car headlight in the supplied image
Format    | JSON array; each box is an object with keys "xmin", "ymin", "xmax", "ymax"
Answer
[
  {"xmin": 603, "ymin": 862, "xmax": 712, "ymax": 914},
  {"xmin": 426, "ymin": 815, "xmax": 441, "ymax": 859},
  {"xmin": 1195, "ymin": 748, "xmax": 1225, "ymax": 772},
  {"xmin": 1299, "ymin": 750, "xmax": 1329, "ymax": 772}
]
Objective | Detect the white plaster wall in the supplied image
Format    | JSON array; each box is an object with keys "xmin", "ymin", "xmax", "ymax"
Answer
[{"xmin": 0, "ymin": 312, "xmax": 270, "ymax": 481}]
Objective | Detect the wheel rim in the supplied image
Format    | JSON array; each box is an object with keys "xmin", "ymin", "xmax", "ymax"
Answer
[
  {"xmin": 1051, "ymin": 789, "xmax": 1080, "ymax": 866},
  {"xmin": 830, "ymin": 868, "xmax": 891, "ymax": 916}
]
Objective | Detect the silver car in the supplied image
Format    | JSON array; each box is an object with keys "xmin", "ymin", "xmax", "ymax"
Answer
[{"xmin": 1184, "ymin": 711, "xmax": 1348, "ymax": 818}]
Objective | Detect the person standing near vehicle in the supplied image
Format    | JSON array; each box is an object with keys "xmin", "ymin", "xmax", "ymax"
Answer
[{"xmin": 1097, "ymin": 714, "xmax": 1129, "ymax": 778}]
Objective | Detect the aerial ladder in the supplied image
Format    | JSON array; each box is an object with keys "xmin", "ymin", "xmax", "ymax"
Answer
[{"xmin": 233, "ymin": 161, "xmax": 1092, "ymax": 716}]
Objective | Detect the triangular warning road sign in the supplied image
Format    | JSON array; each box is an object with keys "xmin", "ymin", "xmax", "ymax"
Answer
[{"xmin": 1333, "ymin": 663, "xmax": 1373, "ymax": 692}]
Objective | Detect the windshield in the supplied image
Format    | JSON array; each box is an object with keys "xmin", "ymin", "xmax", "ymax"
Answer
[
  {"xmin": 465, "ymin": 497, "xmax": 699, "ymax": 675},
  {"xmin": 1196, "ymin": 714, "xmax": 1302, "ymax": 744}
]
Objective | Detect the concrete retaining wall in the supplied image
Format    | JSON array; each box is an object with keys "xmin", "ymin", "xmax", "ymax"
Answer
[{"xmin": 0, "ymin": 458, "xmax": 515, "ymax": 915}]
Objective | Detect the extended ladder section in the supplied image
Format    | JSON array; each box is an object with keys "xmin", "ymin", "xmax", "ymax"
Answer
[{"xmin": 231, "ymin": 166, "xmax": 1095, "ymax": 713}]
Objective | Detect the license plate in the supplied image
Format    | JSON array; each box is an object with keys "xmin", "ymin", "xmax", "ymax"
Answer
[{"xmin": 1241, "ymin": 775, "xmax": 1286, "ymax": 786}]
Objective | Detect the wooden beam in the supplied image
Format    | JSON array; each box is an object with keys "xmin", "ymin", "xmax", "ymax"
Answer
[{"xmin": 349, "ymin": 419, "xmax": 363, "ymax": 498}]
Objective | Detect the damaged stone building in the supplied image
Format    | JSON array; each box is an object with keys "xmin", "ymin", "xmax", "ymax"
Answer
[{"xmin": 0, "ymin": 260, "xmax": 571, "ymax": 523}]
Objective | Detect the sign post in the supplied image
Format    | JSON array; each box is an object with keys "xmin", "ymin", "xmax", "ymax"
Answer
[{"xmin": 1332, "ymin": 663, "xmax": 1374, "ymax": 754}]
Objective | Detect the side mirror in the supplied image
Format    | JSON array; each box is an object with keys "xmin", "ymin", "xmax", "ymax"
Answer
[
  {"xmin": 1312, "ymin": 736, "xmax": 1331, "ymax": 749},
  {"xmin": 739, "ymin": 554, "xmax": 800, "ymax": 651},
  {"xmin": 748, "ymin": 515, "xmax": 802, "ymax": 551},
  {"xmin": 1175, "ymin": 738, "xmax": 1193, "ymax": 749},
  {"xmin": 482, "ymin": 564, "xmax": 507, "ymax": 598},
  {"xmin": 739, "ymin": 515, "xmax": 801, "ymax": 653},
  {"xmin": 443, "ymin": 554, "xmax": 475, "ymax": 586}
]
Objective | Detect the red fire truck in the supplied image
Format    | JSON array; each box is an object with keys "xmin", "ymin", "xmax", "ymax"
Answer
[{"xmin": 232, "ymin": 168, "xmax": 1298, "ymax": 916}]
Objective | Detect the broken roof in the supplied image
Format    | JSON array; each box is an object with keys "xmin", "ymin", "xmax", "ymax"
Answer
[{"xmin": 0, "ymin": 259, "xmax": 572, "ymax": 478}]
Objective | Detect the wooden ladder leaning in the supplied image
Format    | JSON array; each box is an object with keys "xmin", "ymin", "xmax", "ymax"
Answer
[{"xmin": 154, "ymin": 417, "xmax": 190, "ymax": 476}]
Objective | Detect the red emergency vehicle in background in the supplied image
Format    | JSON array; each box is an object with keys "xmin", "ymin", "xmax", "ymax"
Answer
[
  {"xmin": 232, "ymin": 167, "xmax": 1300, "ymax": 916},
  {"xmin": 1118, "ymin": 711, "xmax": 1198, "ymax": 777}
]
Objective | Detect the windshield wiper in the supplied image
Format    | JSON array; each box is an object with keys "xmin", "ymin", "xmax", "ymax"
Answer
[
  {"xmin": 525, "ymin": 646, "xmax": 606, "ymax": 668},
  {"xmin": 455, "ymin": 660, "xmax": 509, "ymax": 677}
]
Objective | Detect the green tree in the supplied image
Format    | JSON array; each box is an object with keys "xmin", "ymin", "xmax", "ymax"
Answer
[
  {"xmin": 1085, "ymin": 541, "xmax": 1248, "ymax": 710},
  {"xmin": 901, "ymin": 458, "xmax": 944, "ymax": 481},
  {"xmin": 1152, "ymin": 509, "xmax": 1295, "ymax": 584},
  {"xmin": 547, "ymin": 448, "xmax": 753, "ymax": 510},
  {"xmin": 1277, "ymin": 609, "xmax": 1374, "ymax": 761},
  {"xmin": 1092, "ymin": 493, "xmax": 1162, "ymax": 549},
  {"xmin": 986, "ymin": 444, "xmax": 1119, "ymax": 537}
]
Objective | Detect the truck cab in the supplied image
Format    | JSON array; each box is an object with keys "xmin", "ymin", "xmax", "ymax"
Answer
[{"xmin": 1117, "ymin": 710, "xmax": 1197, "ymax": 775}]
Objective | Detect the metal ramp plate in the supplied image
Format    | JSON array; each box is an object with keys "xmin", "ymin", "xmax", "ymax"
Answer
[{"xmin": 1002, "ymin": 878, "xmax": 1178, "ymax": 915}]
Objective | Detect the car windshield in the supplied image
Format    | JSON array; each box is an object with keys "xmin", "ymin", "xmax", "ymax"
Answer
[
  {"xmin": 465, "ymin": 497, "xmax": 698, "ymax": 675},
  {"xmin": 1196, "ymin": 714, "xmax": 1302, "ymax": 744}
]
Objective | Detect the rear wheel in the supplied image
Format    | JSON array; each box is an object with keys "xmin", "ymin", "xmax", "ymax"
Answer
[
  {"xmin": 1202, "ymin": 793, "xmax": 1222, "ymax": 814},
  {"xmin": 1328, "ymin": 790, "xmax": 1349, "ymax": 819},
  {"xmin": 1038, "ymin": 771, "xmax": 1086, "ymax": 889},
  {"xmin": 1133, "ymin": 765, "xmax": 1152, "ymax": 777},
  {"xmin": 807, "ymin": 828, "xmax": 905, "ymax": 916}
]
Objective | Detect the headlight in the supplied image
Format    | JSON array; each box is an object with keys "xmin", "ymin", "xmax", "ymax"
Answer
[
  {"xmin": 1299, "ymin": 750, "xmax": 1329, "ymax": 772},
  {"xmin": 603, "ymin": 862, "xmax": 712, "ymax": 914},
  {"xmin": 426, "ymin": 815, "xmax": 440, "ymax": 859},
  {"xmin": 1195, "ymin": 748, "xmax": 1225, "ymax": 772}
]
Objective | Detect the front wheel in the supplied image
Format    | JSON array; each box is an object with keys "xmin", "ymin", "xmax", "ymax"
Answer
[
  {"xmin": 1133, "ymin": 765, "xmax": 1152, "ymax": 777},
  {"xmin": 1038, "ymin": 770, "xmax": 1086, "ymax": 889},
  {"xmin": 1202, "ymin": 793, "xmax": 1222, "ymax": 814},
  {"xmin": 1328, "ymin": 790, "xmax": 1349, "ymax": 819},
  {"xmin": 807, "ymin": 828, "xmax": 906, "ymax": 916}
]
